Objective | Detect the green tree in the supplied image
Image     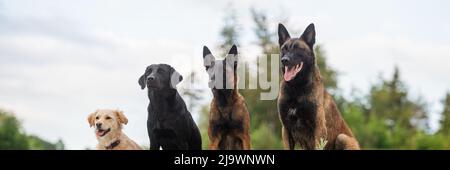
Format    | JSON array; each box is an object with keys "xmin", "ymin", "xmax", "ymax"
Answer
[
  {"xmin": 342, "ymin": 67, "xmax": 433, "ymax": 149},
  {"xmin": 199, "ymin": 105, "xmax": 210, "ymax": 149},
  {"xmin": 244, "ymin": 8, "xmax": 282, "ymax": 149},
  {"xmin": 181, "ymin": 71, "xmax": 204, "ymax": 113},
  {"xmin": 250, "ymin": 8, "xmax": 277, "ymax": 54},
  {"xmin": 0, "ymin": 109, "xmax": 65, "ymax": 150},
  {"xmin": 438, "ymin": 93, "xmax": 450, "ymax": 134},
  {"xmin": 219, "ymin": 3, "xmax": 240, "ymax": 56},
  {"xmin": 315, "ymin": 46, "xmax": 338, "ymax": 92},
  {"xmin": 367, "ymin": 67, "xmax": 428, "ymax": 131},
  {"xmin": 55, "ymin": 138, "xmax": 65, "ymax": 150},
  {"xmin": 427, "ymin": 93, "xmax": 450, "ymax": 149},
  {"xmin": 27, "ymin": 135, "xmax": 65, "ymax": 150},
  {"xmin": 0, "ymin": 110, "xmax": 29, "ymax": 149}
]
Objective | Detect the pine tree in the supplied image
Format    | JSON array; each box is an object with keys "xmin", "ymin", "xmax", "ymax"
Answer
[
  {"xmin": 219, "ymin": 4, "xmax": 240, "ymax": 56},
  {"xmin": 364, "ymin": 67, "xmax": 430, "ymax": 148},
  {"xmin": 439, "ymin": 93, "xmax": 450, "ymax": 134}
]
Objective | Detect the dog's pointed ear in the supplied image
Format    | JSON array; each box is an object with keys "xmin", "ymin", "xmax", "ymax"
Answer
[
  {"xmin": 226, "ymin": 45, "xmax": 238, "ymax": 70},
  {"xmin": 278, "ymin": 23, "xmax": 290, "ymax": 46},
  {"xmin": 203, "ymin": 46, "xmax": 213, "ymax": 59},
  {"xmin": 203, "ymin": 46, "xmax": 215, "ymax": 69},
  {"xmin": 87, "ymin": 110, "xmax": 97, "ymax": 127},
  {"xmin": 228, "ymin": 44, "xmax": 237, "ymax": 55},
  {"xmin": 115, "ymin": 110, "xmax": 128, "ymax": 125},
  {"xmin": 170, "ymin": 67, "xmax": 183, "ymax": 88},
  {"xmin": 300, "ymin": 23, "xmax": 316, "ymax": 48}
]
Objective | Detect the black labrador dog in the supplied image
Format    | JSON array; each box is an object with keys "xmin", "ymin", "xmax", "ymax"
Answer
[{"xmin": 139, "ymin": 64, "xmax": 201, "ymax": 150}]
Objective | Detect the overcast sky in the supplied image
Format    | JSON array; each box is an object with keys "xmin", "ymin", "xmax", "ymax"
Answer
[{"xmin": 0, "ymin": 0, "xmax": 449, "ymax": 149}]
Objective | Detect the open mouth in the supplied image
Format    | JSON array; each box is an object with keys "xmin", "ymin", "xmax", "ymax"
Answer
[
  {"xmin": 96, "ymin": 128, "xmax": 111, "ymax": 137},
  {"xmin": 284, "ymin": 62, "xmax": 303, "ymax": 81}
]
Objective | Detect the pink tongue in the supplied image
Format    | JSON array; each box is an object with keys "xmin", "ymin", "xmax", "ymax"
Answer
[
  {"xmin": 284, "ymin": 66, "xmax": 296, "ymax": 81},
  {"xmin": 96, "ymin": 130, "xmax": 104, "ymax": 137}
]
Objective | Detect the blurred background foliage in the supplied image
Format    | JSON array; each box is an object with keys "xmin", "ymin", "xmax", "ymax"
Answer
[
  {"xmin": 0, "ymin": 109, "xmax": 64, "ymax": 150},
  {"xmin": 193, "ymin": 7, "xmax": 450, "ymax": 150}
]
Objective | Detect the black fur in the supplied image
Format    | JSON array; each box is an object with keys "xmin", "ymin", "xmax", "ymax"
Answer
[
  {"xmin": 139, "ymin": 64, "xmax": 201, "ymax": 150},
  {"xmin": 278, "ymin": 85, "xmax": 318, "ymax": 149},
  {"xmin": 278, "ymin": 23, "xmax": 319, "ymax": 149}
]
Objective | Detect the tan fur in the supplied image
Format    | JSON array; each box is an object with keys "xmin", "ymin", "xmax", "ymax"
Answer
[
  {"xmin": 208, "ymin": 70, "xmax": 251, "ymax": 150},
  {"xmin": 336, "ymin": 134, "xmax": 360, "ymax": 150},
  {"xmin": 208, "ymin": 91, "xmax": 251, "ymax": 150},
  {"xmin": 87, "ymin": 109, "xmax": 141, "ymax": 150}
]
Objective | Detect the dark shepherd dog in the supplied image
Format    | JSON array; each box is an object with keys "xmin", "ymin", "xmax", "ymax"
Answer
[
  {"xmin": 139, "ymin": 64, "xmax": 201, "ymax": 150},
  {"xmin": 277, "ymin": 23, "xmax": 360, "ymax": 150},
  {"xmin": 202, "ymin": 45, "xmax": 251, "ymax": 150}
]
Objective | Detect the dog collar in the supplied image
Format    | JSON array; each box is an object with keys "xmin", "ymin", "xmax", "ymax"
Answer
[{"xmin": 105, "ymin": 140, "xmax": 120, "ymax": 150}]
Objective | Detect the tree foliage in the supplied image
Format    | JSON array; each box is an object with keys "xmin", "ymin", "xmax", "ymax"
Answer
[{"xmin": 0, "ymin": 109, "xmax": 65, "ymax": 150}]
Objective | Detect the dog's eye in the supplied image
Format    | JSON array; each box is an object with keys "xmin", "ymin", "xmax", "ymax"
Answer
[
  {"xmin": 106, "ymin": 116, "xmax": 111, "ymax": 120},
  {"xmin": 95, "ymin": 116, "xmax": 99, "ymax": 120}
]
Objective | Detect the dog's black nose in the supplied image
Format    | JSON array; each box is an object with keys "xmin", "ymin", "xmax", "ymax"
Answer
[
  {"xmin": 96, "ymin": 123, "xmax": 102, "ymax": 129},
  {"xmin": 148, "ymin": 76, "xmax": 155, "ymax": 81},
  {"xmin": 281, "ymin": 57, "xmax": 290, "ymax": 65}
]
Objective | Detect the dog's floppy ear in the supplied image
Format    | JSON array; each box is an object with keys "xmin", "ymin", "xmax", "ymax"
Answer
[
  {"xmin": 278, "ymin": 23, "xmax": 291, "ymax": 46},
  {"xmin": 138, "ymin": 68, "xmax": 148, "ymax": 90},
  {"xmin": 170, "ymin": 66, "xmax": 183, "ymax": 88},
  {"xmin": 87, "ymin": 110, "xmax": 97, "ymax": 127},
  {"xmin": 225, "ymin": 45, "xmax": 238, "ymax": 70},
  {"xmin": 115, "ymin": 110, "xmax": 128, "ymax": 125},
  {"xmin": 300, "ymin": 23, "xmax": 316, "ymax": 48},
  {"xmin": 138, "ymin": 74, "xmax": 146, "ymax": 90}
]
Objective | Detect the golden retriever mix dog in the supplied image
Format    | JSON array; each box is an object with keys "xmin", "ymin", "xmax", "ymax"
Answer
[{"xmin": 87, "ymin": 109, "xmax": 141, "ymax": 150}]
